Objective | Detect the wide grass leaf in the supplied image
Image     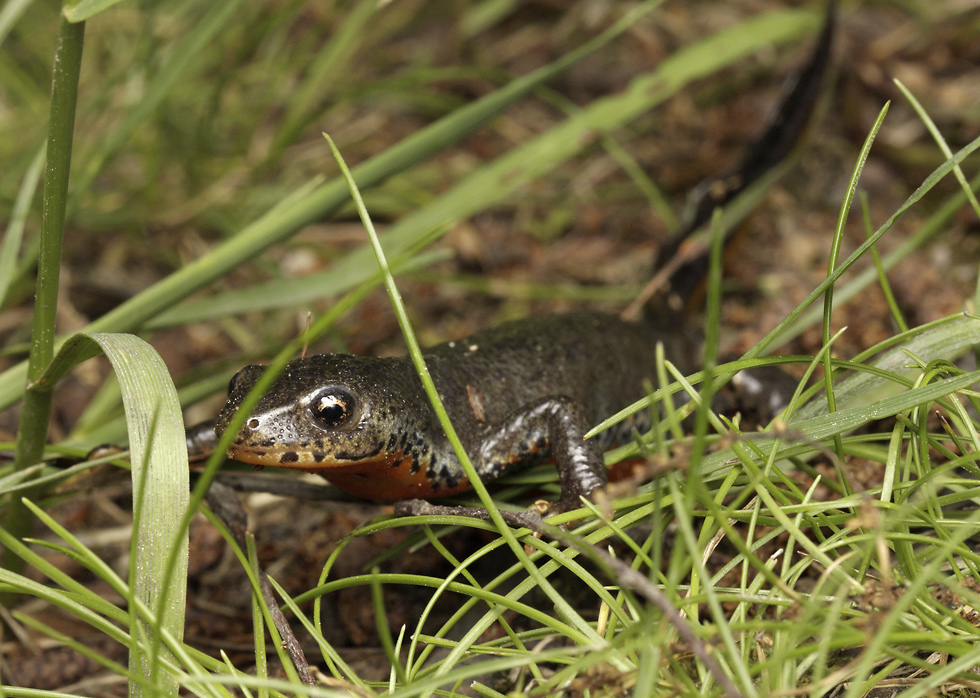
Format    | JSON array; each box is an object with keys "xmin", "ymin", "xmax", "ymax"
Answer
[{"xmin": 37, "ymin": 332, "xmax": 189, "ymax": 698}]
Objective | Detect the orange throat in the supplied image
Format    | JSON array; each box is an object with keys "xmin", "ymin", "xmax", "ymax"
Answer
[{"xmin": 226, "ymin": 447, "xmax": 471, "ymax": 502}]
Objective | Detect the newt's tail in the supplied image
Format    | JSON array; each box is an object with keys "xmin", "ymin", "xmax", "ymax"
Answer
[{"xmin": 626, "ymin": 0, "xmax": 837, "ymax": 321}]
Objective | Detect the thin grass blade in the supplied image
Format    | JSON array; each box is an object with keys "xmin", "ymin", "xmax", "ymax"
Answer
[{"xmin": 0, "ymin": 145, "xmax": 44, "ymax": 310}]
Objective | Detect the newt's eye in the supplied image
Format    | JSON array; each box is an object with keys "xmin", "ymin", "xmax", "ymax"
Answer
[{"xmin": 309, "ymin": 388, "xmax": 357, "ymax": 429}]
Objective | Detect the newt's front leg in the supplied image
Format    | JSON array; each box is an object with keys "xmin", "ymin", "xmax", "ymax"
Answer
[
  {"xmin": 396, "ymin": 397, "xmax": 607, "ymax": 523},
  {"xmin": 477, "ymin": 396, "xmax": 607, "ymax": 513}
]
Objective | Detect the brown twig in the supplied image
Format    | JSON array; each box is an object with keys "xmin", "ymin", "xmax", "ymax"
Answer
[{"xmin": 204, "ymin": 480, "xmax": 316, "ymax": 686}]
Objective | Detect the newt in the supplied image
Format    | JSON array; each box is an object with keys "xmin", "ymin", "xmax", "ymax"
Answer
[{"xmin": 213, "ymin": 2, "xmax": 836, "ymax": 513}]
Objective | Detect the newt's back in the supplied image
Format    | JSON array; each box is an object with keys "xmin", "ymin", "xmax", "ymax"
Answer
[{"xmin": 426, "ymin": 311, "xmax": 693, "ymax": 443}]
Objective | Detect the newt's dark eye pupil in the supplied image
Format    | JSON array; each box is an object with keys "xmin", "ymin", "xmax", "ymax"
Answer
[{"xmin": 310, "ymin": 388, "xmax": 355, "ymax": 429}]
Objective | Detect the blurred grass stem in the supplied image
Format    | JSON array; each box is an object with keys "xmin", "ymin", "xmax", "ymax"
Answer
[{"xmin": 1, "ymin": 12, "xmax": 85, "ymax": 597}]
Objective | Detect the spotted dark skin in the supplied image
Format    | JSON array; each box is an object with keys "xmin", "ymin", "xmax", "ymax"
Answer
[
  {"xmin": 216, "ymin": 313, "xmax": 691, "ymax": 508},
  {"xmin": 213, "ymin": 2, "xmax": 835, "ymax": 513}
]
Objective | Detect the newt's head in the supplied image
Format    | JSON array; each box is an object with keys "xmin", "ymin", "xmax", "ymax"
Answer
[{"xmin": 215, "ymin": 354, "xmax": 431, "ymax": 473}]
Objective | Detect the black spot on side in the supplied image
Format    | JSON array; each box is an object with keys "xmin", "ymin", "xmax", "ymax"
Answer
[
  {"xmin": 410, "ymin": 456, "xmax": 421, "ymax": 474},
  {"xmin": 312, "ymin": 451, "xmax": 325, "ymax": 463},
  {"xmin": 280, "ymin": 452, "xmax": 299, "ymax": 464},
  {"xmin": 438, "ymin": 468, "xmax": 460, "ymax": 489},
  {"xmin": 335, "ymin": 444, "xmax": 383, "ymax": 461}
]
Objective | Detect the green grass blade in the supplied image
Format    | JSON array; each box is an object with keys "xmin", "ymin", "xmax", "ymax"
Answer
[
  {"xmin": 13, "ymin": 611, "xmax": 132, "ymax": 680},
  {"xmin": 796, "ymin": 314, "xmax": 980, "ymax": 419},
  {"xmin": 370, "ymin": 568, "xmax": 408, "ymax": 686},
  {"xmin": 64, "ymin": 0, "xmax": 131, "ymax": 22},
  {"xmin": 271, "ymin": 0, "xmax": 377, "ymax": 152},
  {"xmin": 461, "ymin": 0, "xmax": 517, "ymax": 36},
  {"xmin": 36, "ymin": 332, "xmax": 188, "ymax": 698},
  {"xmin": 699, "ymin": 367, "xmax": 980, "ymax": 479},
  {"xmin": 0, "ymin": 566, "xmax": 134, "ymax": 647},
  {"xmin": 1, "ymin": 12, "xmax": 85, "ymax": 603},
  {"xmin": 0, "ymin": 0, "xmax": 33, "ymax": 47},
  {"xmin": 0, "ymin": 519, "xmax": 130, "ymax": 624},
  {"xmin": 146, "ymin": 247, "xmax": 448, "ymax": 328},
  {"xmin": 860, "ymin": 192, "xmax": 908, "ymax": 333},
  {"xmin": 777, "ymin": 170, "xmax": 979, "ymax": 348},
  {"xmin": 0, "ymin": 144, "xmax": 44, "ymax": 310},
  {"xmin": 759, "ymin": 131, "xmax": 980, "ymax": 355},
  {"xmin": 894, "ymin": 79, "xmax": 980, "ymax": 220},
  {"xmin": 820, "ymin": 102, "xmax": 889, "ymax": 474}
]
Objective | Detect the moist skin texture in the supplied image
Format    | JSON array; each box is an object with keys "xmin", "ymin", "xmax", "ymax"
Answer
[{"xmin": 215, "ymin": 312, "xmax": 693, "ymax": 507}]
